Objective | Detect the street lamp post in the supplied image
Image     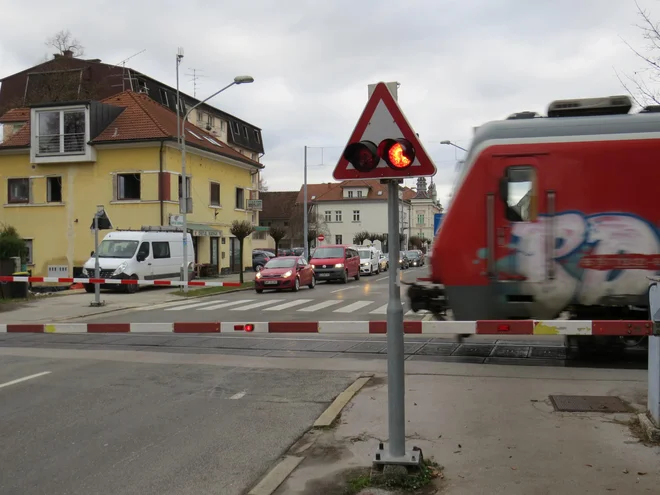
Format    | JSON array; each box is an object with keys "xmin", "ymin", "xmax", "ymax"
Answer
[
  {"xmin": 179, "ymin": 75, "xmax": 254, "ymax": 293},
  {"xmin": 439, "ymin": 140, "xmax": 467, "ymax": 152}
]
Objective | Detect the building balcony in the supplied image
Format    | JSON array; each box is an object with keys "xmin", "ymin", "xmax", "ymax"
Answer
[{"xmin": 30, "ymin": 106, "xmax": 96, "ymax": 164}]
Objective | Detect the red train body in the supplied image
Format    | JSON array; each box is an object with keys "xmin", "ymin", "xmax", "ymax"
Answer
[{"xmin": 408, "ymin": 95, "xmax": 658, "ymax": 332}]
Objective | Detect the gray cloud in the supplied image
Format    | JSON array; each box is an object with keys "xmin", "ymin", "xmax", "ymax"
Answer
[{"xmin": 0, "ymin": 0, "xmax": 654, "ymax": 204}]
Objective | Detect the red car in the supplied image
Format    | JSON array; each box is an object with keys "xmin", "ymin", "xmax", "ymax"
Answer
[{"xmin": 254, "ymin": 256, "xmax": 316, "ymax": 293}]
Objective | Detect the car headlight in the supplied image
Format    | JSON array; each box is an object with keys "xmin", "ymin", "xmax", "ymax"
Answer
[
  {"xmin": 255, "ymin": 272, "xmax": 262, "ymax": 279},
  {"xmin": 113, "ymin": 262, "xmax": 128, "ymax": 276},
  {"xmin": 334, "ymin": 263, "xmax": 344, "ymax": 268},
  {"xmin": 282, "ymin": 270, "xmax": 292, "ymax": 278}
]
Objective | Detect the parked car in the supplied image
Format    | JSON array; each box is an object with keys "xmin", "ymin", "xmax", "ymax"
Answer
[
  {"xmin": 255, "ymin": 256, "xmax": 315, "ymax": 293},
  {"xmin": 309, "ymin": 244, "xmax": 360, "ymax": 283},
  {"xmin": 252, "ymin": 251, "xmax": 272, "ymax": 272}
]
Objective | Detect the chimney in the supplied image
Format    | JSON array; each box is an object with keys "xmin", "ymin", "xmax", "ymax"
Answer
[{"xmin": 63, "ymin": 49, "xmax": 74, "ymax": 58}]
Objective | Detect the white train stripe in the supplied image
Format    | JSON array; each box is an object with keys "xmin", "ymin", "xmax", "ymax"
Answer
[
  {"xmin": 298, "ymin": 300, "xmax": 344, "ymax": 312},
  {"xmin": 198, "ymin": 300, "xmax": 256, "ymax": 310},
  {"xmin": 263, "ymin": 299, "xmax": 314, "ymax": 311},
  {"xmin": 165, "ymin": 300, "xmax": 225, "ymax": 311},
  {"xmin": 230, "ymin": 300, "xmax": 282, "ymax": 311},
  {"xmin": 333, "ymin": 301, "xmax": 374, "ymax": 313}
]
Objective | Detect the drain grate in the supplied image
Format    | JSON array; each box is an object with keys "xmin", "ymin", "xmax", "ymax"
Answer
[{"xmin": 549, "ymin": 395, "xmax": 631, "ymax": 413}]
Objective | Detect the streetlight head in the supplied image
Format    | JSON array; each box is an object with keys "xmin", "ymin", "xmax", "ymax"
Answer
[
  {"xmin": 234, "ymin": 75, "xmax": 254, "ymax": 84},
  {"xmin": 440, "ymin": 140, "xmax": 450, "ymax": 145}
]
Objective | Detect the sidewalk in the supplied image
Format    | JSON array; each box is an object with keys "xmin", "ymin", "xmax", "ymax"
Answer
[
  {"xmin": 0, "ymin": 272, "xmax": 253, "ymax": 324},
  {"xmin": 275, "ymin": 367, "xmax": 659, "ymax": 494}
]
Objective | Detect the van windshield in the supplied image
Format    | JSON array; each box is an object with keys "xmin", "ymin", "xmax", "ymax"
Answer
[
  {"xmin": 96, "ymin": 240, "xmax": 139, "ymax": 258},
  {"xmin": 312, "ymin": 247, "xmax": 344, "ymax": 259},
  {"xmin": 358, "ymin": 250, "xmax": 371, "ymax": 260}
]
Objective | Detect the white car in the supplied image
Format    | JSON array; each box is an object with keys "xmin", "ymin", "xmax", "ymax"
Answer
[{"xmin": 358, "ymin": 247, "xmax": 380, "ymax": 275}]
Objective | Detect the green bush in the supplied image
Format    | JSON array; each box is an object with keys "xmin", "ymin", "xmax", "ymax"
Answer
[{"xmin": 0, "ymin": 224, "xmax": 28, "ymax": 262}]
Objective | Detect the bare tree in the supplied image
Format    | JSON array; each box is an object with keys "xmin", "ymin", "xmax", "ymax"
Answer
[
  {"xmin": 230, "ymin": 220, "xmax": 254, "ymax": 283},
  {"xmin": 268, "ymin": 225, "xmax": 287, "ymax": 255},
  {"xmin": 617, "ymin": 1, "xmax": 660, "ymax": 106},
  {"xmin": 353, "ymin": 231, "xmax": 370, "ymax": 245},
  {"xmin": 288, "ymin": 204, "xmax": 328, "ymax": 247},
  {"xmin": 46, "ymin": 30, "xmax": 85, "ymax": 57},
  {"xmin": 259, "ymin": 176, "xmax": 268, "ymax": 192}
]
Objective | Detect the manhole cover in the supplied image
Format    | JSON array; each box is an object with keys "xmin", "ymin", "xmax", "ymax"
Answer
[{"xmin": 549, "ymin": 395, "xmax": 630, "ymax": 413}]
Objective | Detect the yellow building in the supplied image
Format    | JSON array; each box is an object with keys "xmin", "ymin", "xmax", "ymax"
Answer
[{"xmin": 0, "ymin": 91, "xmax": 264, "ymax": 278}]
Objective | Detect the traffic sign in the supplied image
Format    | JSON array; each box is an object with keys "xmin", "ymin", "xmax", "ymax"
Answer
[
  {"xmin": 317, "ymin": 234, "xmax": 325, "ymax": 242},
  {"xmin": 333, "ymin": 82, "xmax": 437, "ymax": 181}
]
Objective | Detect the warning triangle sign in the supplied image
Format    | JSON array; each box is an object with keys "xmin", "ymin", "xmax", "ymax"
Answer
[{"xmin": 333, "ymin": 82, "xmax": 437, "ymax": 181}]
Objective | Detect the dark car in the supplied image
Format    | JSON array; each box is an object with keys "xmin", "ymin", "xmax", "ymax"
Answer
[
  {"xmin": 406, "ymin": 250, "xmax": 423, "ymax": 267},
  {"xmin": 252, "ymin": 251, "xmax": 272, "ymax": 272}
]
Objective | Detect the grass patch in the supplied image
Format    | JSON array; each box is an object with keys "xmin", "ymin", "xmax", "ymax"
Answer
[
  {"xmin": 345, "ymin": 457, "xmax": 443, "ymax": 494},
  {"xmin": 171, "ymin": 281, "xmax": 254, "ymax": 298}
]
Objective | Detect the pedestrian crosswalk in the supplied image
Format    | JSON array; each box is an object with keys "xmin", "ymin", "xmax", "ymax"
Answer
[{"xmin": 159, "ymin": 297, "xmax": 432, "ymax": 316}]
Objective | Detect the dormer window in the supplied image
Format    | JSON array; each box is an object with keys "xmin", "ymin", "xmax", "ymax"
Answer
[
  {"xmin": 30, "ymin": 105, "xmax": 95, "ymax": 164},
  {"xmin": 37, "ymin": 109, "xmax": 85, "ymax": 154}
]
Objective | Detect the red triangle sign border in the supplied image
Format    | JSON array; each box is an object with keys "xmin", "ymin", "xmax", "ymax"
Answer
[{"xmin": 333, "ymin": 82, "xmax": 437, "ymax": 181}]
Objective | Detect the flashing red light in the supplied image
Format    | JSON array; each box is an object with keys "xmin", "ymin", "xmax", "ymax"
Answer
[
  {"xmin": 245, "ymin": 324, "xmax": 255, "ymax": 332},
  {"xmin": 378, "ymin": 138, "xmax": 415, "ymax": 169},
  {"xmin": 343, "ymin": 140, "xmax": 380, "ymax": 172},
  {"xmin": 497, "ymin": 324, "xmax": 510, "ymax": 332}
]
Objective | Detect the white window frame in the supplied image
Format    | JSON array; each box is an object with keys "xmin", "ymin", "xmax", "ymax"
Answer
[
  {"xmin": 235, "ymin": 187, "xmax": 245, "ymax": 210},
  {"xmin": 46, "ymin": 176, "xmax": 63, "ymax": 203},
  {"xmin": 335, "ymin": 234, "xmax": 343, "ymax": 244},
  {"xmin": 210, "ymin": 181, "xmax": 221, "ymax": 207},
  {"xmin": 324, "ymin": 210, "xmax": 332, "ymax": 222},
  {"xmin": 335, "ymin": 210, "xmax": 342, "ymax": 222},
  {"xmin": 30, "ymin": 106, "xmax": 95, "ymax": 164},
  {"xmin": 24, "ymin": 238, "xmax": 33, "ymax": 265},
  {"xmin": 353, "ymin": 210, "xmax": 360, "ymax": 222}
]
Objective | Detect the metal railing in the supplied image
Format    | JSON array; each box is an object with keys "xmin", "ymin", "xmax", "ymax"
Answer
[{"xmin": 37, "ymin": 133, "xmax": 86, "ymax": 154}]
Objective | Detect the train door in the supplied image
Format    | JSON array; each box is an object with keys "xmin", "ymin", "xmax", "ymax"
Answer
[{"xmin": 487, "ymin": 154, "xmax": 553, "ymax": 318}]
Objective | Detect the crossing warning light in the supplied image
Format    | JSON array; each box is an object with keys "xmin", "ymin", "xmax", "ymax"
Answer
[{"xmin": 343, "ymin": 138, "xmax": 416, "ymax": 173}]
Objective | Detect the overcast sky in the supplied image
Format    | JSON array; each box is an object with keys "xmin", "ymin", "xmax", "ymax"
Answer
[{"xmin": 0, "ymin": 0, "xmax": 656, "ymax": 206}]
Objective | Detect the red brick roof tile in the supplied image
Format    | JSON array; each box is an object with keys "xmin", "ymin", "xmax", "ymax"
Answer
[
  {"xmin": 0, "ymin": 108, "xmax": 29, "ymax": 123},
  {"xmin": 304, "ymin": 179, "xmax": 416, "ymax": 202},
  {"xmin": 0, "ymin": 91, "xmax": 262, "ymax": 169}
]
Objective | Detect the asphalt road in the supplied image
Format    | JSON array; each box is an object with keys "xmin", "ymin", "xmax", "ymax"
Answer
[
  {"xmin": 80, "ymin": 265, "xmax": 430, "ymax": 324},
  {"xmin": 0, "ymin": 354, "xmax": 358, "ymax": 495}
]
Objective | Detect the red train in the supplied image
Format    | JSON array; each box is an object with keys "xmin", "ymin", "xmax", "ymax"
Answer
[{"xmin": 408, "ymin": 95, "xmax": 659, "ymax": 348}]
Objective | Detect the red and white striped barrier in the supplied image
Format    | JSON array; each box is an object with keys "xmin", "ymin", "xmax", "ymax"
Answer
[
  {"xmin": 0, "ymin": 276, "xmax": 241, "ymax": 288},
  {"xmin": 0, "ymin": 320, "xmax": 653, "ymax": 335}
]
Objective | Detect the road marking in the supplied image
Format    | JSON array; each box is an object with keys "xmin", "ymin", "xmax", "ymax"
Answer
[
  {"xmin": 230, "ymin": 390, "xmax": 246, "ymax": 400},
  {"xmin": 0, "ymin": 371, "xmax": 51, "ymax": 390},
  {"xmin": 333, "ymin": 301, "xmax": 374, "ymax": 313},
  {"xmin": 263, "ymin": 299, "xmax": 313, "ymax": 311},
  {"xmin": 165, "ymin": 300, "xmax": 225, "ymax": 311},
  {"xmin": 370, "ymin": 303, "xmax": 388, "ymax": 314},
  {"xmin": 298, "ymin": 300, "xmax": 343, "ymax": 312},
  {"xmin": 199, "ymin": 299, "xmax": 256, "ymax": 311},
  {"xmin": 230, "ymin": 300, "xmax": 281, "ymax": 311},
  {"xmin": 330, "ymin": 286, "xmax": 360, "ymax": 293}
]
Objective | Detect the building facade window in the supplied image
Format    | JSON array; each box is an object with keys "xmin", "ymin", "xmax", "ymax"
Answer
[
  {"xmin": 210, "ymin": 182, "xmax": 221, "ymax": 206},
  {"xmin": 335, "ymin": 210, "xmax": 342, "ymax": 222},
  {"xmin": 348, "ymin": 190, "xmax": 354, "ymax": 198},
  {"xmin": 117, "ymin": 173, "xmax": 141, "ymax": 200},
  {"xmin": 353, "ymin": 210, "xmax": 360, "ymax": 222},
  {"xmin": 24, "ymin": 239, "xmax": 33, "ymax": 264},
  {"xmin": 235, "ymin": 187, "xmax": 245, "ymax": 209},
  {"xmin": 335, "ymin": 235, "xmax": 343, "ymax": 244},
  {"xmin": 36, "ymin": 108, "xmax": 85, "ymax": 155},
  {"xmin": 324, "ymin": 210, "xmax": 332, "ymax": 222},
  {"xmin": 178, "ymin": 175, "xmax": 192, "ymax": 199},
  {"xmin": 47, "ymin": 176, "xmax": 62, "ymax": 203},
  {"xmin": 357, "ymin": 190, "xmax": 363, "ymax": 198},
  {"xmin": 417, "ymin": 213, "xmax": 425, "ymax": 225},
  {"xmin": 7, "ymin": 178, "xmax": 30, "ymax": 204}
]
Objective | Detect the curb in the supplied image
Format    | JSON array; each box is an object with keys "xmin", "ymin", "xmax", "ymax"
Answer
[
  {"xmin": 638, "ymin": 412, "xmax": 660, "ymax": 442},
  {"xmin": 247, "ymin": 373, "xmax": 375, "ymax": 495}
]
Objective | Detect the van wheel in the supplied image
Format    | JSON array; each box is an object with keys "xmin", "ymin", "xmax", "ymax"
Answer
[
  {"xmin": 375, "ymin": 265, "xmax": 380, "ymax": 275},
  {"xmin": 354, "ymin": 270, "xmax": 360, "ymax": 281},
  {"xmin": 84, "ymin": 283, "xmax": 95, "ymax": 293},
  {"xmin": 342, "ymin": 270, "xmax": 348, "ymax": 284},
  {"xmin": 125, "ymin": 275, "xmax": 139, "ymax": 294},
  {"xmin": 256, "ymin": 289, "xmax": 263, "ymax": 294}
]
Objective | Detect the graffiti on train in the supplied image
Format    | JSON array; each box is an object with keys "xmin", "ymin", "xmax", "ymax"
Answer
[{"xmin": 495, "ymin": 212, "xmax": 660, "ymax": 308}]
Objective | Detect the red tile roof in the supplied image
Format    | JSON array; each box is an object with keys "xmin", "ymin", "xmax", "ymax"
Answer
[
  {"xmin": 0, "ymin": 91, "xmax": 263, "ymax": 168},
  {"xmin": 300, "ymin": 179, "xmax": 416, "ymax": 203},
  {"xmin": 0, "ymin": 108, "xmax": 29, "ymax": 123}
]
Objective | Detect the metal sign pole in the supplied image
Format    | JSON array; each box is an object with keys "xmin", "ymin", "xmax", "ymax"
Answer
[
  {"xmin": 93, "ymin": 210, "xmax": 101, "ymax": 305},
  {"xmin": 648, "ymin": 282, "xmax": 660, "ymax": 425},
  {"xmin": 386, "ymin": 179, "xmax": 405, "ymax": 457},
  {"xmin": 303, "ymin": 145, "xmax": 308, "ymax": 260}
]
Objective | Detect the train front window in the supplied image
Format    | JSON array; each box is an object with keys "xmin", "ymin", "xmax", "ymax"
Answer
[{"xmin": 505, "ymin": 166, "xmax": 536, "ymax": 222}]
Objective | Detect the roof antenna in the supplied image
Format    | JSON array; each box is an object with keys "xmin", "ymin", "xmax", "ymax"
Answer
[{"xmin": 111, "ymin": 49, "xmax": 147, "ymax": 92}]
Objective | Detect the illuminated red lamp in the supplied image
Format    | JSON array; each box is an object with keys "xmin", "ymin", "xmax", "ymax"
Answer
[
  {"xmin": 497, "ymin": 324, "xmax": 510, "ymax": 332},
  {"xmin": 378, "ymin": 138, "xmax": 415, "ymax": 169},
  {"xmin": 233, "ymin": 324, "xmax": 255, "ymax": 332}
]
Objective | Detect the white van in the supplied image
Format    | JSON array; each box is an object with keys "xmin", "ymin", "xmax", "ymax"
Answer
[
  {"xmin": 82, "ymin": 229, "xmax": 195, "ymax": 293},
  {"xmin": 357, "ymin": 246, "xmax": 380, "ymax": 276}
]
